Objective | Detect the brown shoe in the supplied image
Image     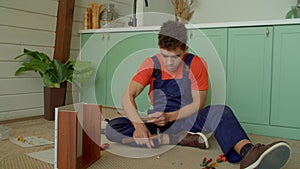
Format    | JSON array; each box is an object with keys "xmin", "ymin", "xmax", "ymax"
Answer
[
  {"xmin": 240, "ymin": 141, "xmax": 291, "ymax": 169},
  {"xmin": 178, "ymin": 131, "xmax": 209, "ymax": 149}
]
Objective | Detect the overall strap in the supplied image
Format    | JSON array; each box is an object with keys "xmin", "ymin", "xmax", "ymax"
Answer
[
  {"xmin": 151, "ymin": 54, "xmax": 195, "ymax": 77},
  {"xmin": 151, "ymin": 55, "xmax": 161, "ymax": 77},
  {"xmin": 183, "ymin": 53, "xmax": 195, "ymax": 72}
]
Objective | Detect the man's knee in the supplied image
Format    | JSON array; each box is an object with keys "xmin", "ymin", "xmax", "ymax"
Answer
[
  {"xmin": 208, "ymin": 105, "xmax": 235, "ymax": 120},
  {"xmin": 105, "ymin": 117, "xmax": 133, "ymax": 142},
  {"xmin": 222, "ymin": 105, "xmax": 235, "ymax": 119}
]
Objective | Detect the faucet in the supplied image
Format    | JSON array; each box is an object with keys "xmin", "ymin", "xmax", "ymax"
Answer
[
  {"xmin": 297, "ymin": 0, "xmax": 300, "ymax": 18},
  {"xmin": 128, "ymin": 0, "xmax": 149, "ymax": 27}
]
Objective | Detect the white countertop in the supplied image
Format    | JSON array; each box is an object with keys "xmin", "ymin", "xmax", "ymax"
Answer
[{"xmin": 79, "ymin": 19, "xmax": 300, "ymax": 34}]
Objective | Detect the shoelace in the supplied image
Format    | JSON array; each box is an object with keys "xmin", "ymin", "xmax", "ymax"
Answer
[{"xmin": 252, "ymin": 143, "xmax": 266, "ymax": 153}]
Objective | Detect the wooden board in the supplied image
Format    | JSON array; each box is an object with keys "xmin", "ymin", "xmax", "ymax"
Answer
[{"xmin": 57, "ymin": 104, "xmax": 101, "ymax": 169}]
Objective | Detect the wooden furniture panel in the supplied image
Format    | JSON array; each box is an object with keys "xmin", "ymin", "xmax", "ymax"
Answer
[
  {"xmin": 57, "ymin": 104, "xmax": 101, "ymax": 169},
  {"xmin": 58, "ymin": 110, "xmax": 77, "ymax": 169}
]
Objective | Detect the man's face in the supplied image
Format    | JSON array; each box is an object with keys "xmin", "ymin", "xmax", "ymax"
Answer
[{"xmin": 160, "ymin": 47, "xmax": 186, "ymax": 72}]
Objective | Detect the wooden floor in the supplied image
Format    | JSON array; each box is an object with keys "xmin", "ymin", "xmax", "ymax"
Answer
[{"xmin": 0, "ymin": 117, "xmax": 299, "ymax": 169}]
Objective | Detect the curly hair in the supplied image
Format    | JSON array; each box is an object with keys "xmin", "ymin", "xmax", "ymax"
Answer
[{"xmin": 158, "ymin": 20, "xmax": 187, "ymax": 50}]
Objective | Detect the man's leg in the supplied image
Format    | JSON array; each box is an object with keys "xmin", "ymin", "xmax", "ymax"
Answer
[
  {"xmin": 204, "ymin": 105, "xmax": 250, "ymax": 163},
  {"xmin": 105, "ymin": 117, "xmax": 160, "ymax": 147},
  {"xmin": 189, "ymin": 105, "xmax": 291, "ymax": 169},
  {"xmin": 159, "ymin": 105, "xmax": 245, "ymax": 151},
  {"xmin": 157, "ymin": 107, "xmax": 211, "ymax": 149}
]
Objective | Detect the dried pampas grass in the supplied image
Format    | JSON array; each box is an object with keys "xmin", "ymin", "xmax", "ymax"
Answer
[
  {"xmin": 171, "ymin": 0, "xmax": 195, "ymax": 22},
  {"xmin": 84, "ymin": 2, "xmax": 105, "ymax": 29}
]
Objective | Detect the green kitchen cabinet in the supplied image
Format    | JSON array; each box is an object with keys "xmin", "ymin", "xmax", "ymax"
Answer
[
  {"xmin": 104, "ymin": 31, "xmax": 157, "ymax": 112},
  {"xmin": 188, "ymin": 28, "xmax": 227, "ymax": 68},
  {"xmin": 80, "ymin": 31, "xmax": 156, "ymax": 111},
  {"xmin": 80, "ymin": 33, "xmax": 107, "ymax": 104},
  {"xmin": 79, "ymin": 23, "xmax": 300, "ymax": 140},
  {"xmin": 227, "ymin": 27, "xmax": 273, "ymax": 125},
  {"xmin": 188, "ymin": 28, "xmax": 228, "ymax": 106},
  {"xmin": 271, "ymin": 25, "xmax": 300, "ymax": 129}
]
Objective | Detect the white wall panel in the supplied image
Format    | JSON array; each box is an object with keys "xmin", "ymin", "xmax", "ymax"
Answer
[
  {"xmin": 0, "ymin": 7, "xmax": 57, "ymax": 31},
  {"xmin": 0, "ymin": 0, "xmax": 58, "ymax": 16},
  {"xmin": 0, "ymin": 62, "xmax": 40, "ymax": 78},
  {"xmin": 0, "ymin": 44, "xmax": 54, "ymax": 61},
  {"xmin": 70, "ymin": 35, "xmax": 80, "ymax": 50},
  {"xmin": 70, "ymin": 49, "xmax": 80, "ymax": 60},
  {"xmin": 0, "ymin": 93, "xmax": 43, "ymax": 112},
  {"xmin": 0, "ymin": 0, "xmax": 57, "ymax": 121},
  {"xmin": 110, "ymin": 0, "xmax": 131, "ymax": 17},
  {"xmin": 0, "ymin": 78, "xmax": 43, "ymax": 95},
  {"xmin": 0, "ymin": 26, "xmax": 55, "ymax": 47},
  {"xmin": 72, "ymin": 21, "xmax": 83, "ymax": 35},
  {"xmin": 73, "ymin": 6, "xmax": 86, "ymax": 23},
  {"xmin": 191, "ymin": 0, "xmax": 297, "ymax": 23}
]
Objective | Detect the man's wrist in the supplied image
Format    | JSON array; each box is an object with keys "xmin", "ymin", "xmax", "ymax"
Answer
[
  {"xmin": 167, "ymin": 110, "xmax": 179, "ymax": 122},
  {"xmin": 132, "ymin": 121, "xmax": 145, "ymax": 129}
]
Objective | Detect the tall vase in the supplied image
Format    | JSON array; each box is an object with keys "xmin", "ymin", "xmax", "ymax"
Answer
[
  {"xmin": 44, "ymin": 82, "xmax": 67, "ymax": 121},
  {"xmin": 100, "ymin": 3, "xmax": 115, "ymax": 28}
]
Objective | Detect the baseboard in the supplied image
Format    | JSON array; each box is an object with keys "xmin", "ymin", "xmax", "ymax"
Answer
[
  {"xmin": 241, "ymin": 122, "xmax": 300, "ymax": 140},
  {"xmin": 0, "ymin": 115, "xmax": 44, "ymax": 124}
]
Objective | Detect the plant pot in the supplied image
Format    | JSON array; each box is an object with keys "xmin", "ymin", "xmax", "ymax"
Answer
[{"xmin": 44, "ymin": 82, "xmax": 67, "ymax": 121}]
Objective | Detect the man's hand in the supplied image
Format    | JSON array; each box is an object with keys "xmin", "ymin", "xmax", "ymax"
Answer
[
  {"xmin": 147, "ymin": 112, "xmax": 169, "ymax": 126},
  {"xmin": 133, "ymin": 123, "xmax": 154, "ymax": 148}
]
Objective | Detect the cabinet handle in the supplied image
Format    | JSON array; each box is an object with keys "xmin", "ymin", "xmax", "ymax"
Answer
[
  {"xmin": 190, "ymin": 31, "xmax": 193, "ymax": 39},
  {"xmin": 266, "ymin": 28, "xmax": 269, "ymax": 37},
  {"xmin": 107, "ymin": 33, "xmax": 110, "ymax": 40},
  {"xmin": 102, "ymin": 34, "xmax": 105, "ymax": 40}
]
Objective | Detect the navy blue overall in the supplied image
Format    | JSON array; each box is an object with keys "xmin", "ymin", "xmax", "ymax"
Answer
[{"xmin": 106, "ymin": 54, "xmax": 249, "ymax": 163}]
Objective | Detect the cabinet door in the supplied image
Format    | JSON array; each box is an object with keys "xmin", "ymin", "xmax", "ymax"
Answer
[
  {"xmin": 80, "ymin": 33, "xmax": 107, "ymax": 104},
  {"xmin": 188, "ymin": 28, "xmax": 227, "ymax": 106},
  {"xmin": 271, "ymin": 25, "xmax": 300, "ymax": 128},
  {"xmin": 104, "ymin": 32, "xmax": 156, "ymax": 112},
  {"xmin": 227, "ymin": 27, "xmax": 273, "ymax": 125}
]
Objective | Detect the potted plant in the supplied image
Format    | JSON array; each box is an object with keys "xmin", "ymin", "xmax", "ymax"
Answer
[{"xmin": 14, "ymin": 48, "xmax": 94, "ymax": 120}]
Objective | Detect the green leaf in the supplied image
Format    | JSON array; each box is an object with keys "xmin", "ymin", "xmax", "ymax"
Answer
[
  {"xmin": 43, "ymin": 74, "xmax": 54, "ymax": 87},
  {"xmin": 72, "ymin": 61, "xmax": 94, "ymax": 82},
  {"xmin": 43, "ymin": 74, "xmax": 60, "ymax": 88},
  {"xmin": 15, "ymin": 67, "xmax": 33, "ymax": 75},
  {"xmin": 14, "ymin": 53, "xmax": 27, "ymax": 59},
  {"xmin": 14, "ymin": 48, "xmax": 94, "ymax": 88},
  {"xmin": 53, "ymin": 60, "xmax": 67, "ymax": 83},
  {"xmin": 24, "ymin": 48, "xmax": 51, "ymax": 64},
  {"xmin": 65, "ymin": 60, "xmax": 75, "ymax": 69},
  {"xmin": 26, "ymin": 58, "xmax": 50, "ymax": 74}
]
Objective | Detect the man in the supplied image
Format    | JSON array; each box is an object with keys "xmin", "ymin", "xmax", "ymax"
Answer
[{"xmin": 105, "ymin": 20, "xmax": 291, "ymax": 169}]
